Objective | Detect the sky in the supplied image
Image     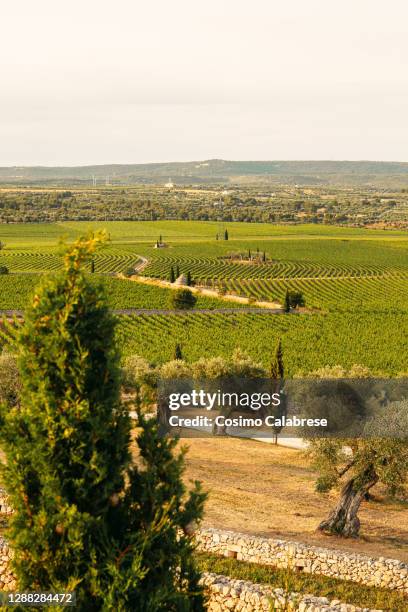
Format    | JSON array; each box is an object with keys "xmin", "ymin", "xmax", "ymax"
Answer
[{"xmin": 1, "ymin": 0, "xmax": 408, "ymax": 166}]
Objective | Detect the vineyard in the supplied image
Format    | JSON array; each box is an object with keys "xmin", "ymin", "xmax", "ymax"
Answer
[
  {"xmin": 139, "ymin": 236, "xmax": 408, "ymax": 313},
  {"xmin": 0, "ymin": 275, "xmax": 234, "ymax": 311},
  {"xmin": 0, "ymin": 220, "xmax": 407, "ymax": 375},
  {"xmin": 0, "ymin": 248, "xmax": 141, "ymax": 274},
  {"xmin": 115, "ymin": 311, "xmax": 408, "ymax": 375},
  {"xmin": 222, "ymin": 276, "xmax": 408, "ymax": 312}
]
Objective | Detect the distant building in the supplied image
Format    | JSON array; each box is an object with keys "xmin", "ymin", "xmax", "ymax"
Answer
[{"xmin": 165, "ymin": 178, "xmax": 174, "ymax": 189}]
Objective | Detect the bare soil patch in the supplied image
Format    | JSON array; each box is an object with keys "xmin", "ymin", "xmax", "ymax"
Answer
[{"xmin": 181, "ymin": 436, "xmax": 408, "ymax": 562}]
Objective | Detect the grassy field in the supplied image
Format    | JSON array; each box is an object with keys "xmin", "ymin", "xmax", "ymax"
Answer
[
  {"xmin": 1, "ymin": 220, "xmax": 408, "ymax": 247},
  {"xmin": 196, "ymin": 553, "xmax": 408, "ymax": 611}
]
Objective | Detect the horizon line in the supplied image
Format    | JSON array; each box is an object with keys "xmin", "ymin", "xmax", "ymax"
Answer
[{"xmin": 2, "ymin": 158, "xmax": 408, "ymax": 169}]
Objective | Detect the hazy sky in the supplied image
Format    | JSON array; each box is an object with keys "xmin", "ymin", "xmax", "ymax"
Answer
[{"xmin": 2, "ymin": 0, "xmax": 408, "ymax": 165}]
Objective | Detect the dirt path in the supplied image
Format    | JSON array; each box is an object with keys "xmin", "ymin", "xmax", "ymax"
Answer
[
  {"xmin": 133, "ymin": 256, "xmax": 149, "ymax": 273},
  {"xmin": 113, "ymin": 308, "xmax": 283, "ymax": 315},
  {"xmin": 123, "ymin": 268, "xmax": 283, "ymax": 310}
]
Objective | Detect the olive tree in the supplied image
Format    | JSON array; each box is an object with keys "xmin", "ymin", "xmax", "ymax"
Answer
[{"xmin": 305, "ymin": 367, "xmax": 408, "ymax": 537}]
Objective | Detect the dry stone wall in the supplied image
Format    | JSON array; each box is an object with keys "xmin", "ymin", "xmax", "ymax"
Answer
[
  {"xmin": 1, "ymin": 483, "xmax": 406, "ymax": 604},
  {"xmin": 201, "ymin": 573, "xmax": 382, "ymax": 611},
  {"xmin": 196, "ymin": 528, "xmax": 408, "ymax": 594},
  {"xmin": 0, "ymin": 532, "xmax": 393, "ymax": 610},
  {"xmin": 0, "ymin": 489, "xmax": 12, "ymax": 516},
  {"xmin": 0, "ymin": 538, "xmax": 16, "ymax": 591}
]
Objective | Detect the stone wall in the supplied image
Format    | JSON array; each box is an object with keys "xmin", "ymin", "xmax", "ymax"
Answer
[
  {"xmin": 0, "ymin": 533, "xmax": 391, "ymax": 610},
  {"xmin": 0, "ymin": 538, "xmax": 16, "ymax": 591},
  {"xmin": 201, "ymin": 573, "xmax": 381, "ymax": 611},
  {"xmin": 196, "ymin": 528, "xmax": 408, "ymax": 594},
  {"xmin": 1, "ymin": 480, "xmax": 406, "ymax": 603},
  {"xmin": 0, "ymin": 489, "xmax": 13, "ymax": 516}
]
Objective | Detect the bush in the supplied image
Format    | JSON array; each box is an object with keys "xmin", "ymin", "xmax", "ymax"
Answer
[
  {"xmin": 288, "ymin": 290, "xmax": 305, "ymax": 308},
  {"xmin": 121, "ymin": 355, "xmax": 157, "ymax": 403},
  {"xmin": 0, "ymin": 265, "xmax": 9, "ymax": 275},
  {"xmin": 170, "ymin": 288, "xmax": 197, "ymax": 310}
]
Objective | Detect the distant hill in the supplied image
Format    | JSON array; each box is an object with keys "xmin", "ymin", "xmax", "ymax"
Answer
[{"xmin": 2, "ymin": 159, "xmax": 408, "ymax": 186}]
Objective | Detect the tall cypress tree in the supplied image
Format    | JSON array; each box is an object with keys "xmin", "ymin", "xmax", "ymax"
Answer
[
  {"xmin": 284, "ymin": 289, "xmax": 291, "ymax": 313},
  {"xmin": 0, "ymin": 234, "xmax": 206, "ymax": 610},
  {"xmin": 169, "ymin": 266, "xmax": 175, "ymax": 283},
  {"xmin": 270, "ymin": 338, "xmax": 284, "ymax": 380},
  {"xmin": 174, "ymin": 343, "xmax": 183, "ymax": 360}
]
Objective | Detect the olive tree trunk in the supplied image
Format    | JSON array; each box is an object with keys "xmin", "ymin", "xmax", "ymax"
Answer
[{"xmin": 318, "ymin": 467, "xmax": 378, "ymax": 538}]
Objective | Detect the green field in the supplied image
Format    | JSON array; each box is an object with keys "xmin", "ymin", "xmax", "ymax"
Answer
[
  {"xmin": 1, "ymin": 220, "xmax": 407, "ymax": 247},
  {"xmin": 0, "ymin": 221, "xmax": 407, "ymax": 374}
]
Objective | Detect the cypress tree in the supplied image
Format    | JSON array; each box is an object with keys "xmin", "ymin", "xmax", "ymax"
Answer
[
  {"xmin": 90, "ymin": 259, "xmax": 95, "ymax": 273},
  {"xmin": 174, "ymin": 343, "xmax": 183, "ymax": 360},
  {"xmin": 224, "ymin": 229, "xmax": 228, "ymax": 241},
  {"xmin": 284, "ymin": 289, "xmax": 291, "ymax": 313},
  {"xmin": 262, "ymin": 251, "xmax": 266, "ymax": 262},
  {"xmin": 169, "ymin": 266, "xmax": 175, "ymax": 283},
  {"xmin": 186, "ymin": 271, "xmax": 192, "ymax": 286},
  {"xmin": 270, "ymin": 339, "xmax": 284, "ymax": 380},
  {"xmin": 0, "ymin": 234, "xmax": 206, "ymax": 610}
]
